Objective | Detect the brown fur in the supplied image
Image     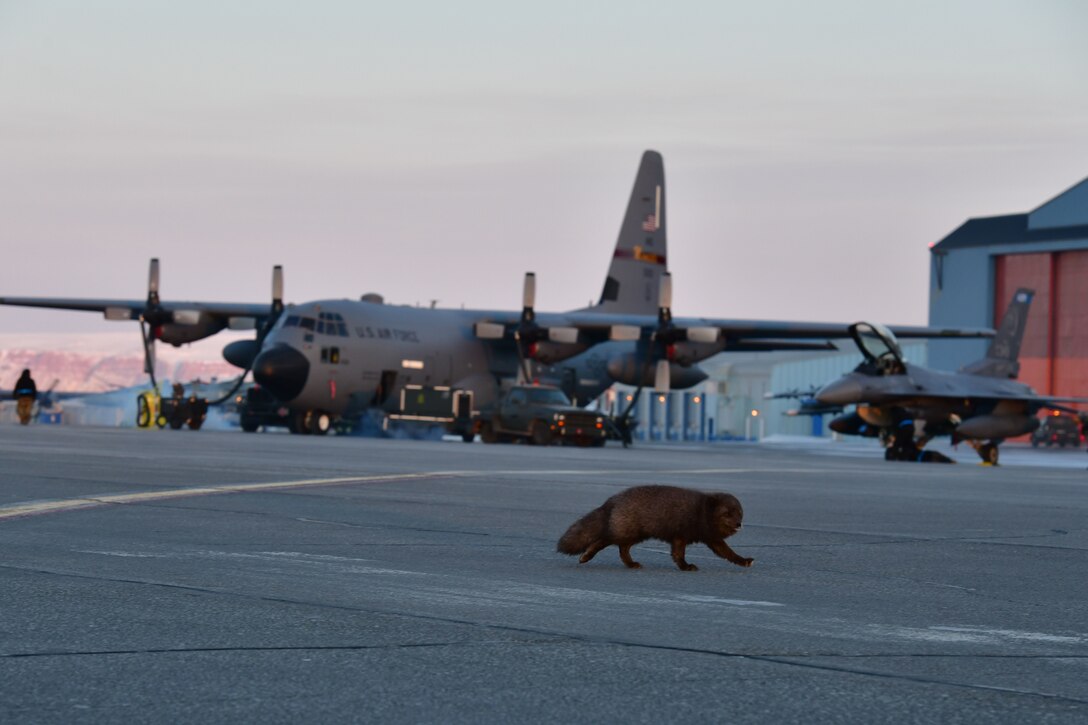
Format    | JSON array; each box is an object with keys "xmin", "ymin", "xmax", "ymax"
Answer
[{"xmin": 557, "ymin": 485, "xmax": 753, "ymax": 571}]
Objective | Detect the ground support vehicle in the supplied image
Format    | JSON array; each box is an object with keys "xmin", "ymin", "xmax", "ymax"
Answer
[{"xmin": 474, "ymin": 385, "xmax": 607, "ymax": 447}]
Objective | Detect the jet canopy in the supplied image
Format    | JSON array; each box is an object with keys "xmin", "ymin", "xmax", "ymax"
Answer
[{"xmin": 849, "ymin": 322, "xmax": 905, "ymax": 369}]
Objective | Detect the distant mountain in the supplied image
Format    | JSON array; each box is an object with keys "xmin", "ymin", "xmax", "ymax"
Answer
[{"xmin": 0, "ymin": 332, "xmax": 244, "ymax": 393}]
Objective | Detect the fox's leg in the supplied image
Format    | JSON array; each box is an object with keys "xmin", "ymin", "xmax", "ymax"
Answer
[
  {"xmin": 579, "ymin": 540, "xmax": 608, "ymax": 564},
  {"xmin": 708, "ymin": 540, "xmax": 754, "ymax": 568},
  {"xmin": 618, "ymin": 543, "xmax": 642, "ymax": 569},
  {"xmin": 671, "ymin": 540, "xmax": 698, "ymax": 571}
]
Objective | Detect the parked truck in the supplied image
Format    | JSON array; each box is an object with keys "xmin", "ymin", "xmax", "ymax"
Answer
[{"xmin": 473, "ymin": 384, "xmax": 607, "ymax": 447}]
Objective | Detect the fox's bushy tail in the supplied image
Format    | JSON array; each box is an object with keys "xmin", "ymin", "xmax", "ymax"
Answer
[{"xmin": 557, "ymin": 506, "xmax": 609, "ymax": 555}]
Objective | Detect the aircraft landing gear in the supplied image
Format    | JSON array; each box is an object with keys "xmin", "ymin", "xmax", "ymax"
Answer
[
  {"xmin": 966, "ymin": 439, "xmax": 1000, "ymax": 465},
  {"xmin": 884, "ymin": 432, "xmax": 954, "ymax": 463},
  {"xmin": 289, "ymin": 410, "xmax": 312, "ymax": 435},
  {"xmin": 309, "ymin": 411, "xmax": 331, "ymax": 435},
  {"xmin": 978, "ymin": 442, "xmax": 1000, "ymax": 466},
  {"xmin": 287, "ymin": 410, "xmax": 332, "ymax": 435}
]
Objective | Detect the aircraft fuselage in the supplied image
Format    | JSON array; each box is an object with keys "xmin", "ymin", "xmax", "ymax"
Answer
[{"xmin": 251, "ymin": 300, "xmax": 619, "ymax": 419}]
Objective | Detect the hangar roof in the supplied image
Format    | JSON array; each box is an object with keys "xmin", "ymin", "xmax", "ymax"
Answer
[
  {"xmin": 932, "ymin": 214, "xmax": 1088, "ymax": 251},
  {"xmin": 932, "ymin": 175, "xmax": 1088, "ymax": 252}
]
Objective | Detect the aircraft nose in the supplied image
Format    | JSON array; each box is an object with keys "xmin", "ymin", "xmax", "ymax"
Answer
[
  {"xmin": 253, "ymin": 344, "xmax": 309, "ymax": 402},
  {"xmin": 815, "ymin": 377, "xmax": 864, "ymax": 406}
]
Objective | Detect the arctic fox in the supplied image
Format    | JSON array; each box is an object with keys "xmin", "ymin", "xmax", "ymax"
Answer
[{"xmin": 557, "ymin": 485, "xmax": 753, "ymax": 571}]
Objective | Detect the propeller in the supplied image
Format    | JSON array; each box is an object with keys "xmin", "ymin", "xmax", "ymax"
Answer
[
  {"xmin": 610, "ymin": 272, "xmax": 675, "ymax": 445},
  {"xmin": 210, "ymin": 265, "xmax": 286, "ymax": 406},
  {"xmin": 221, "ymin": 265, "xmax": 285, "ymax": 370},
  {"xmin": 514, "ymin": 272, "xmax": 538, "ymax": 383},
  {"xmin": 649, "ymin": 271, "xmax": 675, "ymax": 393},
  {"xmin": 262, "ymin": 264, "xmax": 285, "ymax": 342},
  {"xmin": 138, "ymin": 258, "xmax": 173, "ymax": 387},
  {"xmin": 135, "ymin": 257, "xmax": 207, "ymax": 385}
]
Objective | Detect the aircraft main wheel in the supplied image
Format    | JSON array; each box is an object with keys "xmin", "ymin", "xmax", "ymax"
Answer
[
  {"xmin": 310, "ymin": 411, "xmax": 331, "ymax": 435},
  {"xmin": 480, "ymin": 422, "xmax": 498, "ymax": 444},
  {"xmin": 289, "ymin": 410, "xmax": 312, "ymax": 435},
  {"xmin": 530, "ymin": 421, "xmax": 552, "ymax": 446},
  {"xmin": 461, "ymin": 431, "xmax": 475, "ymax": 443},
  {"xmin": 241, "ymin": 416, "xmax": 260, "ymax": 433}
]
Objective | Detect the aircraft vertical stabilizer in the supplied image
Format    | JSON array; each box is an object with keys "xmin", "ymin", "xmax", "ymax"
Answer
[
  {"xmin": 960, "ymin": 288, "xmax": 1034, "ymax": 379},
  {"xmin": 583, "ymin": 150, "xmax": 667, "ymax": 315}
]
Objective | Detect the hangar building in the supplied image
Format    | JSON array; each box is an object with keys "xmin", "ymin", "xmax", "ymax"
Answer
[{"xmin": 928, "ymin": 176, "xmax": 1088, "ymax": 404}]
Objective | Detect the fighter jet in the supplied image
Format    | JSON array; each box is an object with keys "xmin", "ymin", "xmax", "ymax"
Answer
[
  {"xmin": 815, "ymin": 289, "xmax": 1088, "ymax": 464},
  {"xmin": 1, "ymin": 151, "xmax": 991, "ymax": 435}
]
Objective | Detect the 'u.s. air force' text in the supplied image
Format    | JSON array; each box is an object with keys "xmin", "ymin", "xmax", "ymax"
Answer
[{"xmin": 355, "ymin": 326, "xmax": 419, "ymax": 342}]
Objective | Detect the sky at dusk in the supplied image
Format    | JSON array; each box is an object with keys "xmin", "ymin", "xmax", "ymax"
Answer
[{"xmin": 2, "ymin": 0, "xmax": 1087, "ymax": 351}]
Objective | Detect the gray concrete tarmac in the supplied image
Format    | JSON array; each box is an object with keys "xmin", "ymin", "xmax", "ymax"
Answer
[{"xmin": 1, "ymin": 426, "xmax": 1087, "ymax": 723}]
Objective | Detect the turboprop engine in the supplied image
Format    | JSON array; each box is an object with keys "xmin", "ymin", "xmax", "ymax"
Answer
[
  {"xmin": 663, "ymin": 328, "xmax": 726, "ymax": 366},
  {"xmin": 528, "ymin": 338, "xmax": 590, "ymax": 365},
  {"xmin": 955, "ymin": 414, "xmax": 1039, "ymax": 440},
  {"xmin": 606, "ymin": 354, "xmax": 708, "ymax": 389},
  {"xmin": 156, "ymin": 313, "xmax": 228, "ymax": 346}
]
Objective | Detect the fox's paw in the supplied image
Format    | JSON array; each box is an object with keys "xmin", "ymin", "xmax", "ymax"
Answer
[
  {"xmin": 738, "ymin": 557, "xmax": 754, "ymax": 568},
  {"xmin": 679, "ymin": 563, "xmax": 698, "ymax": 572},
  {"xmin": 625, "ymin": 562, "xmax": 643, "ymax": 570}
]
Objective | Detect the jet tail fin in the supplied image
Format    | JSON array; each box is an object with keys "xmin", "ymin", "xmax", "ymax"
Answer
[
  {"xmin": 960, "ymin": 288, "xmax": 1034, "ymax": 378},
  {"xmin": 581, "ymin": 150, "xmax": 667, "ymax": 315}
]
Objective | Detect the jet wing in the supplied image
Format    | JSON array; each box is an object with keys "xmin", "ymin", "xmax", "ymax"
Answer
[{"xmin": 902, "ymin": 392, "xmax": 1088, "ymax": 409}]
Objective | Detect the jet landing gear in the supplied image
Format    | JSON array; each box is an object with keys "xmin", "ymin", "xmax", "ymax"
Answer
[
  {"xmin": 883, "ymin": 431, "xmax": 955, "ymax": 464},
  {"xmin": 288, "ymin": 409, "xmax": 332, "ymax": 435},
  {"xmin": 967, "ymin": 440, "xmax": 1001, "ymax": 466}
]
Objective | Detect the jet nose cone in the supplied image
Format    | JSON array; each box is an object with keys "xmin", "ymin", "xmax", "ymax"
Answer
[
  {"xmin": 815, "ymin": 377, "xmax": 863, "ymax": 406},
  {"xmin": 253, "ymin": 344, "xmax": 309, "ymax": 402}
]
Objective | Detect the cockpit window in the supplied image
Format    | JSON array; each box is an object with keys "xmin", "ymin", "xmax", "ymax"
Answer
[
  {"xmin": 283, "ymin": 315, "xmax": 300, "ymax": 328},
  {"xmin": 298, "ymin": 317, "xmax": 316, "ymax": 330},
  {"xmin": 315, "ymin": 312, "xmax": 349, "ymax": 337},
  {"xmin": 850, "ymin": 322, "xmax": 904, "ymax": 365}
]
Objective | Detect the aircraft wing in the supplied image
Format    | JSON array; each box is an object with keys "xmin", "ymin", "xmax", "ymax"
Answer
[
  {"xmin": 0, "ymin": 295, "xmax": 274, "ymax": 348},
  {"xmin": 476, "ymin": 310, "xmax": 992, "ymax": 348},
  {"xmin": 903, "ymin": 392, "xmax": 1088, "ymax": 408},
  {"xmin": 0, "ymin": 296, "xmax": 271, "ymax": 325},
  {"xmin": 471, "ymin": 309, "xmax": 993, "ymax": 386}
]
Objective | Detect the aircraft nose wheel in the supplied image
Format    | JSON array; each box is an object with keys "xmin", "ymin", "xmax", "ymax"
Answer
[{"xmin": 978, "ymin": 442, "xmax": 1000, "ymax": 465}]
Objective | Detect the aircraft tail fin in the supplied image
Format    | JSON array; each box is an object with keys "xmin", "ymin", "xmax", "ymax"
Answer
[
  {"xmin": 960, "ymin": 288, "xmax": 1034, "ymax": 378},
  {"xmin": 581, "ymin": 150, "xmax": 667, "ymax": 315}
]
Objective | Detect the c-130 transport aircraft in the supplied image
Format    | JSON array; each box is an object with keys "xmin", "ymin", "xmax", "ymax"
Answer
[{"xmin": 0, "ymin": 151, "xmax": 991, "ymax": 436}]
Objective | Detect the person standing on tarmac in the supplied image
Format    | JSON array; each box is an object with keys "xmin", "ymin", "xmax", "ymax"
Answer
[{"xmin": 13, "ymin": 369, "xmax": 38, "ymax": 425}]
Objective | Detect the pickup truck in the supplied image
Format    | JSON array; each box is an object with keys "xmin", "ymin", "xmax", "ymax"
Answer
[{"xmin": 477, "ymin": 385, "xmax": 607, "ymax": 447}]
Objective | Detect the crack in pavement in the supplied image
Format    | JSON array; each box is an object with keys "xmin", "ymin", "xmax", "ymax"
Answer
[{"xmin": 3, "ymin": 563, "xmax": 1088, "ymax": 708}]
